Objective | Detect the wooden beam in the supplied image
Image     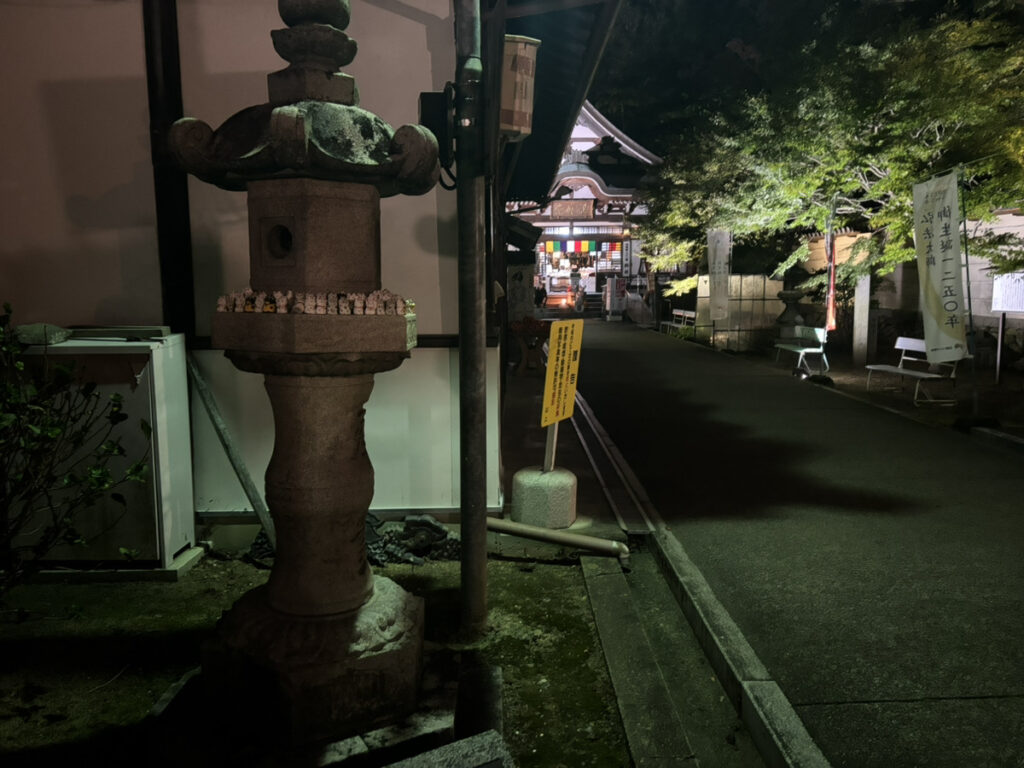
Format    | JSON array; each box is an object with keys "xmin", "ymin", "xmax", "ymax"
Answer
[{"xmin": 503, "ymin": 0, "xmax": 606, "ymax": 20}]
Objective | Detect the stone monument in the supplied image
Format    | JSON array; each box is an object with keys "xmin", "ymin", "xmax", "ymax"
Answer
[{"xmin": 169, "ymin": 0, "xmax": 439, "ymax": 744}]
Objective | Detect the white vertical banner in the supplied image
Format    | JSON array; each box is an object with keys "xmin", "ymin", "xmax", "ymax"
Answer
[
  {"xmin": 708, "ymin": 229, "xmax": 731, "ymax": 322},
  {"xmin": 913, "ymin": 174, "xmax": 968, "ymax": 363}
]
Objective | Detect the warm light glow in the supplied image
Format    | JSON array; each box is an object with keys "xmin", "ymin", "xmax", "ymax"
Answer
[{"xmin": 561, "ymin": 298, "xmax": 568, "ymax": 306}]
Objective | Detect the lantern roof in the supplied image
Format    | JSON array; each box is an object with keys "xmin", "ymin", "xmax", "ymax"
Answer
[{"xmin": 169, "ymin": 0, "xmax": 438, "ymax": 197}]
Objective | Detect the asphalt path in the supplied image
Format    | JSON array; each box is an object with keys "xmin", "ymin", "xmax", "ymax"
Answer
[{"xmin": 576, "ymin": 320, "xmax": 1024, "ymax": 768}]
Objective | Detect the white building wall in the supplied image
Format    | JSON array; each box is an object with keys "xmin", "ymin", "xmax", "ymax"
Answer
[
  {"xmin": 969, "ymin": 213, "xmax": 1024, "ymax": 324},
  {"xmin": 178, "ymin": 0, "xmax": 459, "ymax": 337},
  {"xmin": 0, "ymin": 0, "xmax": 501, "ymax": 516},
  {"xmin": 0, "ymin": 1, "xmax": 162, "ymax": 327},
  {"xmin": 191, "ymin": 346, "xmax": 501, "ymax": 514},
  {"xmin": 875, "ymin": 213, "xmax": 1024, "ymax": 332}
]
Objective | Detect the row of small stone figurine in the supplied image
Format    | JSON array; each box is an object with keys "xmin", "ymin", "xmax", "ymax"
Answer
[{"xmin": 216, "ymin": 288, "xmax": 412, "ymax": 316}]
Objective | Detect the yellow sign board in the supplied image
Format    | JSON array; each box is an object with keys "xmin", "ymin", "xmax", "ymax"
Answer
[{"xmin": 541, "ymin": 319, "xmax": 584, "ymax": 427}]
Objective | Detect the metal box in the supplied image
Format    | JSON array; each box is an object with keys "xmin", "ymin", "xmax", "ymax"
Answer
[{"xmin": 18, "ymin": 334, "xmax": 194, "ymax": 568}]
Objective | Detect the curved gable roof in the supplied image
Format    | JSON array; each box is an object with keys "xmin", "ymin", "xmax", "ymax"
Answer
[{"xmin": 577, "ymin": 101, "xmax": 662, "ymax": 165}]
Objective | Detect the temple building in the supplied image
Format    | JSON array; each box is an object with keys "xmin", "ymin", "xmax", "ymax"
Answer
[{"xmin": 507, "ymin": 101, "xmax": 661, "ymax": 301}]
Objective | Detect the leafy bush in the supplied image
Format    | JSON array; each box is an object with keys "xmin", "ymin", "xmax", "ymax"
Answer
[
  {"xmin": 0, "ymin": 304, "xmax": 150, "ymax": 602},
  {"xmin": 667, "ymin": 325, "xmax": 697, "ymax": 341}
]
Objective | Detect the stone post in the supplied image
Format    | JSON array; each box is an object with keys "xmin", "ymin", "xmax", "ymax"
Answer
[{"xmin": 853, "ymin": 273, "xmax": 873, "ymax": 366}]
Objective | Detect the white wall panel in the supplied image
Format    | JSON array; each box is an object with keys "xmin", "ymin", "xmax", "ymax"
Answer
[
  {"xmin": 0, "ymin": 1, "xmax": 161, "ymax": 326},
  {"xmin": 2, "ymin": 0, "xmax": 500, "ymax": 516},
  {"xmin": 192, "ymin": 347, "xmax": 502, "ymax": 513}
]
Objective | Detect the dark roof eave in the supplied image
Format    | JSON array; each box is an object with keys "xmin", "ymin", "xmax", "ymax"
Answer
[{"xmin": 498, "ymin": 0, "xmax": 624, "ymax": 202}]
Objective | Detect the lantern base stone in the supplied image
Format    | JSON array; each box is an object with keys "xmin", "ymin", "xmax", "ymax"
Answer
[{"xmin": 202, "ymin": 576, "xmax": 424, "ymax": 745}]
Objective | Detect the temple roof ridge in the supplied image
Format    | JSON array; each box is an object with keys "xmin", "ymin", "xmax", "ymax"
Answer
[{"xmin": 577, "ymin": 101, "xmax": 662, "ymax": 166}]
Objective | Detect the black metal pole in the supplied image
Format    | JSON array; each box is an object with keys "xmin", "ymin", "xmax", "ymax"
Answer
[
  {"xmin": 142, "ymin": 0, "xmax": 196, "ymax": 341},
  {"xmin": 455, "ymin": 0, "xmax": 488, "ymax": 640}
]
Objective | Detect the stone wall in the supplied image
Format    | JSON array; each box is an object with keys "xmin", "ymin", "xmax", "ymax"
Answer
[{"xmin": 693, "ymin": 275, "xmax": 785, "ymax": 351}]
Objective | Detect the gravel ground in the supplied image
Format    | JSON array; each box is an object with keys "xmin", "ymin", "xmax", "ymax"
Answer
[
  {"xmin": 708, "ymin": 337, "xmax": 1024, "ymax": 438},
  {"xmin": 784, "ymin": 350, "xmax": 1024, "ymax": 437}
]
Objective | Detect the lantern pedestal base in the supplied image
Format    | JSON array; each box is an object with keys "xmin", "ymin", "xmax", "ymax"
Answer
[{"xmin": 203, "ymin": 576, "xmax": 424, "ymax": 745}]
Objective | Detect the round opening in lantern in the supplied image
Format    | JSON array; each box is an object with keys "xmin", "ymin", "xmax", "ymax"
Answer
[{"xmin": 267, "ymin": 224, "xmax": 293, "ymax": 260}]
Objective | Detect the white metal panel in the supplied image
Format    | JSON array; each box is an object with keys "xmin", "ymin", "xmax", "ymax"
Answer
[
  {"xmin": 191, "ymin": 346, "xmax": 503, "ymax": 514},
  {"xmin": 366, "ymin": 349, "xmax": 458, "ymax": 509},
  {"xmin": 147, "ymin": 335, "xmax": 196, "ymax": 562},
  {"xmin": 19, "ymin": 335, "xmax": 194, "ymax": 567},
  {"xmin": 189, "ymin": 349, "xmax": 274, "ymax": 513}
]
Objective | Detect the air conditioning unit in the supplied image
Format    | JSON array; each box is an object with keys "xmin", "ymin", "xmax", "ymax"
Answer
[{"xmin": 17, "ymin": 332, "xmax": 195, "ymax": 569}]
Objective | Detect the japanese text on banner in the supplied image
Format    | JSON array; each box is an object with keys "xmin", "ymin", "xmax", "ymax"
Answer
[
  {"xmin": 912, "ymin": 173, "xmax": 967, "ymax": 363},
  {"xmin": 708, "ymin": 229, "xmax": 731, "ymax": 322},
  {"xmin": 541, "ymin": 319, "xmax": 584, "ymax": 427}
]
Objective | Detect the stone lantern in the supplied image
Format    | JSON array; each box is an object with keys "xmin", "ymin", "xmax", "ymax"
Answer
[{"xmin": 169, "ymin": 0, "xmax": 439, "ymax": 744}]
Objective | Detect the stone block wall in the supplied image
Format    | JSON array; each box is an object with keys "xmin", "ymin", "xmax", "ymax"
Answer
[{"xmin": 693, "ymin": 275, "xmax": 785, "ymax": 351}]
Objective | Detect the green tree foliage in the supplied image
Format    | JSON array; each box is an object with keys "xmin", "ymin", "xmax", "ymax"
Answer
[
  {"xmin": 590, "ymin": 0, "xmax": 1024, "ymax": 291},
  {"xmin": 0, "ymin": 305, "xmax": 150, "ymax": 601}
]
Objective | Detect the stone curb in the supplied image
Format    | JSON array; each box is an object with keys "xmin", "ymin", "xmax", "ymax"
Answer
[
  {"xmin": 660, "ymin": 329, "xmax": 1024, "ymax": 453},
  {"xmin": 650, "ymin": 529, "xmax": 830, "ymax": 768},
  {"xmin": 818, "ymin": 377, "xmax": 1024, "ymax": 452}
]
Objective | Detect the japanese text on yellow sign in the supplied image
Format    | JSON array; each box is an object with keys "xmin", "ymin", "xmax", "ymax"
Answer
[{"xmin": 541, "ymin": 319, "xmax": 583, "ymax": 427}]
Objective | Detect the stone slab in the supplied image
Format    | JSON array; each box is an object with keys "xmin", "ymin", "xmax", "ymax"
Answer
[
  {"xmin": 382, "ymin": 729, "xmax": 515, "ymax": 767},
  {"xmin": 581, "ymin": 556, "xmax": 694, "ymax": 764},
  {"xmin": 624, "ymin": 552, "xmax": 765, "ymax": 766},
  {"xmin": 149, "ymin": 660, "xmax": 457, "ymax": 767}
]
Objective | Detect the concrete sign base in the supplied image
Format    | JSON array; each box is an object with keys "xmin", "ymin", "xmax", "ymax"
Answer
[{"xmin": 510, "ymin": 466, "xmax": 577, "ymax": 529}]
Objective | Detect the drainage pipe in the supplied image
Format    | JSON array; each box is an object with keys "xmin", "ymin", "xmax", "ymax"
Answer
[
  {"xmin": 187, "ymin": 354, "xmax": 276, "ymax": 549},
  {"xmin": 455, "ymin": 0, "xmax": 488, "ymax": 640},
  {"xmin": 487, "ymin": 517, "xmax": 631, "ymax": 567}
]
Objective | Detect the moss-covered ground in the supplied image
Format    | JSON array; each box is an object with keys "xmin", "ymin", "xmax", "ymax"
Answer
[
  {"xmin": 384, "ymin": 559, "xmax": 629, "ymax": 767},
  {"xmin": 0, "ymin": 553, "xmax": 630, "ymax": 766}
]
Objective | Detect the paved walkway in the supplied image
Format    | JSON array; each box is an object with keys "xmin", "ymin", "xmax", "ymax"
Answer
[{"xmin": 573, "ymin": 320, "xmax": 1024, "ymax": 768}]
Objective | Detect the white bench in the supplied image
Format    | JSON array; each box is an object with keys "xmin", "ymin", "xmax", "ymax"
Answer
[
  {"xmin": 774, "ymin": 325, "xmax": 829, "ymax": 373},
  {"xmin": 659, "ymin": 309, "xmax": 696, "ymax": 333},
  {"xmin": 865, "ymin": 337, "xmax": 962, "ymax": 405}
]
